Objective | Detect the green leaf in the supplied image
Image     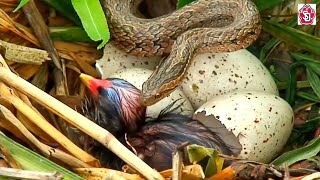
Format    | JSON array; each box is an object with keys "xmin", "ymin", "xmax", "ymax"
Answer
[
  {"xmin": 13, "ymin": 0, "xmax": 29, "ymax": 12},
  {"xmin": 254, "ymin": 0, "xmax": 283, "ymax": 11},
  {"xmin": 71, "ymin": 0, "xmax": 110, "ymax": 49},
  {"xmin": 272, "ymin": 136, "xmax": 320, "ymax": 167},
  {"xmin": 259, "ymin": 16, "xmax": 298, "ymax": 62},
  {"xmin": 306, "ymin": 66, "xmax": 320, "ymax": 99},
  {"xmin": 260, "ymin": 38, "xmax": 280, "ymax": 63},
  {"xmin": 277, "ymin": 81, "xmax": 310, "ymax": 90},
  {"xmin": 205, "ymin": 156, "xmax": 217, "ymax": 177},
  {"xmin": 176, "ymin": 0, "xmax": 196, "ymax": 9},
  {"xmin": 0, "ymin": 132, "xmax": 84, "ymax": 180},
  {"xmin": 262, "ymin": 20, "xmax": 320, "ymax": 56},
  {"xmin": 291, "ymin": 53, "xmax": 320, "ymax": 63},
  {"xmin": 49, "ymin": 27, "xmax": 93, "ymax": 42},
  {"xmin": 291, "ymin": 53, "xmax": 320, "ymax": 75},
  {"xmin": 297, "ymin": 91, "xmax": 320, "ymax": 102},
  {"xmin": 42, "ymin": 0, "xmax": 81, "ymax": 26},
  {"xmin": 307, "ymin": 104, "xmax": 320, "ymax": 122},
  {"xmin": 187, "ymin": 144, "xmax": 213, "ymax": 162},
  {"xmin": 187, "ymin": 145, "xmax": 224, "ymax": 177},
  {"xmin": 287, "ymin": 58, "xmax": 320, "ymax": 104},
  {"xmin": 286, "ymin": 62, "xmax": 303, "ymax": 105},
  {"xmin": 204, "ymin": 154, "xmax": 224, "ymax": 177},
  {"xmin": 305, "ymin": 62, "xmax": 320, "ymax": 75}
]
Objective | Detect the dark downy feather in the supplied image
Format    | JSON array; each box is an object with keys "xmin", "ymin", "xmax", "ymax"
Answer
[
  {"xmin": 78, "ymin": 77, "xmax": 234, "ymax": 171},
  {"xmin": 127, "ymin": 113, "xmax": 233, "ymax": 171}
]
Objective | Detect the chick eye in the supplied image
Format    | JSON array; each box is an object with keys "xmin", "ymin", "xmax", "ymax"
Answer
[{"xmin": 97, "ymin": 86, "xmax": 104, "ymax": 94}]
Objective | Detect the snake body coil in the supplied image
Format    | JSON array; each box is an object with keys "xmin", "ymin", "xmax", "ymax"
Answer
[{"xmin": 103, "ymin": 0, "xmax": 261, "ymax": 106}]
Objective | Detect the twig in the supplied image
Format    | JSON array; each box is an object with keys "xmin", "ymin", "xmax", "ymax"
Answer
[
  {"xmin": 74, "ymin": 168, "xmax": 144, "ymax": 180},
  {"xmin": 0, "ymin": 167, "xmax": 63, "ymax": 180},
  {"xmin": 0, "ymin": 9, "xmax": 40, "ymax": 46},
  {"xmin": 172, "ymin": 142, "xmax": 191, "ymax": 180},
  {"xmin": 22, "ymin": 0, "xmax": 69, "ymax": 95},
  {"xmin": 283, "ymin": 163, "xmax": 290, "ymax": 180},
  {"xmin": 0, "ymin": 54, "xmax": 96, "ymax": 165},
  {"xmin": 22, "ymin": 0, "xmax": 61, "ymax": 70},
  {"xmin": 0, "ymin": 84, "xmax": 97, "ymax": 165},
  {"xmin": 0, "ymin": 65, "xmax": 164, "ymax": 180},
  {"xmin": 172, "ymin": 149, "xmax": 183, "ymax": 180},
  {"xmin": 0, "ymin": 104, "xmax": 91, "ymax": 168},
  {"xmin": 0, "ymin": 40, "xmax": 49, "ymax": 64},
  {"xmin": 301, "ymin": 172, "xmax": 320, "ymax": 180}
]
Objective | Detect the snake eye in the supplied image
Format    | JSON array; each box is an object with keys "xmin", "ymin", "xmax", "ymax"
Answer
[{"xmin": 155, "ymin": 93, "xmax": 160, "ymax": 97}]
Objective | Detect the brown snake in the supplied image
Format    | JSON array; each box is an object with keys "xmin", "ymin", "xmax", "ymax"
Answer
[{"xmin": 103, "ymin": 0, "xmax": 261, "ymax": 106}]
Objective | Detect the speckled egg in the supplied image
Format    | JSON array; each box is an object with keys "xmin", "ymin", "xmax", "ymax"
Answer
[
  {"xmin": 96, "ymin": 43, "xmax": 161, "ymax": 78},
  {"xmin": 194, "ymin": 91, "xmax": 294, "ymax": 163},
  {"xmin": 109, "ymin": 67, "xmax": 194, "ymax": 118},
  {"xmin": 182, "ymin": 49, "xmax": 279, "ymax": 108}
]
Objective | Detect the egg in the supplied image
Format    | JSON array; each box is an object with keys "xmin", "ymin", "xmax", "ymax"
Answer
[
  {"xmin": 181, "ymin": 49, "xmax": 279, "ymax": 108},
  {"xmin": 96, "ymin": 43, "xmax": 161, "ymax": 78},
  {"xmin": 194, "ymin": 91, "xmax": 294, "ymax": 163},
  {"xmin": 109, "ymin": 67, "xmax": 194, "ymax": 118}
]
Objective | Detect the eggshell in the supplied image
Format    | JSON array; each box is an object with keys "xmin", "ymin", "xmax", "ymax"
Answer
[
  {"xmin": 182, "ymin": 49, "xmax": 279, "ymax": 108},
  {"xmin": 109, "ymin": 67, "xmax": 194, "ymax": 118},
  {"xmin": 194, "ymin": 91, "xmax": 294, "ymax": 163},
  {"xmin": 96, "ymin": 43, "xmax": 161, "ymax": 78}
]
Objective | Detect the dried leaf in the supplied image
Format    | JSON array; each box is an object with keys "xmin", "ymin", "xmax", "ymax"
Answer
[
  {"xmin": 69, "ymin": 52, "xmax": 99, "ymax": 78},
  {"xmin": 15, "ymin": 64, "xmax": 40, "ymax": 80},
  {"xmin": 74, "ymin": 168, "xmax": 144, "ymax": 180},
  {"xmin": 160, "ymin": 164, "xmax": 204, "ymax": 180},
  {"xmin": 0, "ymin": 40, "xmax": 49, "ymax": 64}
]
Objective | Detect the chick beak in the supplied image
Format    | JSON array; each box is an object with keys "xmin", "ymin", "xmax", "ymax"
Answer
[
  {"xmin": 79, "ymin": 73, "xmax": 99, "ymax": 96},
  {"xmin": 79, "ymin": 73, "xmax": 94, "ymax": 87},
  {"xmin": 79, "ymin": 74, "xmax": 112, "ymax": 97}
]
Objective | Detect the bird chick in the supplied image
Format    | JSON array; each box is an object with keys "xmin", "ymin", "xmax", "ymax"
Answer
[
  {"xmin": 80, "ymin": 74, "xmax": 145, "ymax": 135},
  {"xmin": 79, "ymin": 74, "xmax": 235, "ymax": 171}
]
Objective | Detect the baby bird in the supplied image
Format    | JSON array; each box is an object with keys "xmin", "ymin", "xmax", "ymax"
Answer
[
  {"xmin": 78, "ymin": 74, "xmax": 234, "ymax": 171},
  {"xmin": 80, "ymin": 74, "xmax": 145, "ymax": 135}
]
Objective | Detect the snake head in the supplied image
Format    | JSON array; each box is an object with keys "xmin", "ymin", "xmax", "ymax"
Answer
[
  {"xmin": 142, "ymin": 53, "xmax": 188, "ymax": 106},
  {"xmin": 142, "ymin": 76, "xmax": 181, "ymax": 106},
  {"xmin": 141, "ymin": 83, "xmax": 171, "ymax": 106}
]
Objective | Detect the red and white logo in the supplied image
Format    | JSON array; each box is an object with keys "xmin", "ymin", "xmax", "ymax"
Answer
[{"xmin": 298, "ymin": 4, "xmax": 316, "ymax": 25}]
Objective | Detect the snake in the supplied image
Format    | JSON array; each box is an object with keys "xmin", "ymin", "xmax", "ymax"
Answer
[{"xmin": 102, "ymin": 0, "xmax": 261, "ymax": 106}]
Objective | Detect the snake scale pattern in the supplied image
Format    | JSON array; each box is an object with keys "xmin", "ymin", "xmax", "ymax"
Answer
[{"xmin": 103, "ymin": 0, "xmax": 261, "ymax": 105}]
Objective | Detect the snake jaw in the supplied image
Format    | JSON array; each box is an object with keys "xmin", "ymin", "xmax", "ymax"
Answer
[
  {"xmin": 142, "ymin": 84, "xmax": 176, "ymax": 106},
  {"xmin": 142, "ymin": 94, "xmax": 158, "ymax": 106},
  {"xmin": 141, "ymin": 90, "xmax": 162, "ymax": 106}
]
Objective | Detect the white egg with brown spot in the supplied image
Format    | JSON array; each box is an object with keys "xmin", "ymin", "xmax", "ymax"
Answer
[
  {"xmin": 96, "ymin": 43, "xmax": 161, "ymax": 78},
  {"xmin": 194, "ymin": 91, "xmax": 294, "ymax": 163},
  {"xmin": 109, "ymin": 67, "xmax": 194, "ymax": 118},
  {"xmin": 182, "ymin": 49, "xmax": 278, "ymax": 109}
]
